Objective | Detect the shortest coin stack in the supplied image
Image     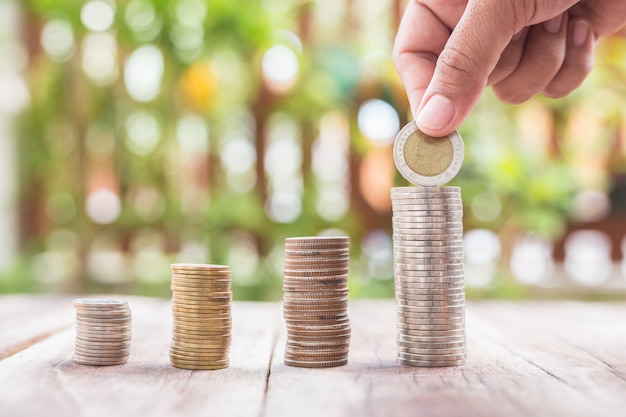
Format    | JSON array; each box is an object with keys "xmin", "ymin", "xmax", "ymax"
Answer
[
  {"xmin": 73, "ymin": 299, "xmax": 132, "ymax": 366},
  {"xmin": 170, "ymin": 263, "xmax": 232, "ymax": 370},
  {"xmin": 283, "ymin": 236, "xmax": 351, "ymax": 368}
]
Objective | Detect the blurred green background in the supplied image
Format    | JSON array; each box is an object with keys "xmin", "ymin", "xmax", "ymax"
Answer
[{"xmin": 1, "ymin": 0, "xmax": 626, "ymax": 300}]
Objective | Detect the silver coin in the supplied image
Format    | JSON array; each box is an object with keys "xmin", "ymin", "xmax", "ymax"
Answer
[
  {"xmin": 399, "ymin": 330, "xmax": 465, "ymax": 340},
  {"xmin": 395, "ymin": 292, "xmax": 465, "ymax": 301},
  {"xmin": 393, "ymin": 296, "xmax": 465, "ymax": 306},
  {"xmin": 396, "ymin": 303, "xmax": 465, "ymax": 312},
  {"xmin": 391, "ymin": 185, "xmax": 461, "ymax": 194},
  {"xmin": 395, "ymin": 275, "xmax": 465, "ymax": 283},
  {"xmin": 397, "ymin": 349, "xmax": 466, "ymax": 359},
  {"xmin": 395, "ymin": 282, "xmax": 465, "ymax": 291},
  {"xmin": 395, "ymin": 288, "xmax": 465, "ymax": 297},
  {"xmin": 393, "ymin": 249, "xmax": 463, "ymax": 256},
  {"xmin": 395, "ymin": 267, "xmax": 464, "ymax": 276},
  {"xmin": 397, "ymin": 322, "xmax": 465, "ymax": 332},
  {"xmin": 394, "ymin": 256, "xmax": 464, "ymax": 271},
  {"xmin": 394, "ymin": 256, "xmax": 464, "ymax": 265},
  {"xmin": 396, "ymin": 308, "xmax": 465, "ymax": 318},
  {"xmin": 394, "ymin": 256, "xmax": 464, "ymax": 266},
  {"xmin": 395, "ymin": 273, "xmax": 464, "ymax": 282},
  {"xmin": 392, "ymin": 225, "xmax": 464, "ymax": 233},
  {"xmin": 397, "ymin": 313, "xmax": 465, "ymax": 323},
  {"xmin": 395, "ymin": 290, "xmax": 465, "ymax": 298},
  {"xmin": 398, "ymin": 344, "xmax": 466, "ymax": 355},
  {"xmin": 73, "ymin": 298, "xmax": 129, "ymax": 307},
  {"xmin": 397, "ymin": 357, "xmax": 464, "ymax": 367},
  {"xmin": 392, "ymin": 204, "xmax": 462, "ymax": 212},
  {"xmin": 397, "ymin": 298, "xmax": 465, "ymax": 308},
  {"xmin": 393, "ymin": 218, "xmax": 463, "ymax": 226},
  {"xmin": 395, "ymin": 262, "xmax": 463, "ymax": 270},
  {"xmin": 392, "ymin": 234, "xmax": 463, "ymax": 241},
  {"xmin": 393, "ymin": 239, "xmax": 463, "ymax": 247},
  {"xmin": 392, "ymin": 209, "xmax": 463, "ymax": 216},
  {"xmin": 396, "ymin": 299, "xmax": 465, "ymax": 308},
  {"xmin": 391, "ymin": 197, "xmax": 462, "ymax": 204},
  {"xmin": 398, "ymin": 334, "xmax": 465, "ymax": 344},
  {"xmin": 391, "ymin": 214, "xmax": 462, "ymax": 222},
  {"xmin": 392, "ymin": 216, "xmax": 463, "ymax": 224},
  {"xmin": 395, "ymin": 285, "xmax": 464, "ymax": 293}
]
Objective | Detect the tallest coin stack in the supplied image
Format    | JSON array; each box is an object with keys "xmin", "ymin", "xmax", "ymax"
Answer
[
  {"xmin": 392, "ymin": 121, "xmax": 466, "ymax": 367},
  {"xmin": 391, "ymin": 186, "xmax": 465, "ymax": 367}
]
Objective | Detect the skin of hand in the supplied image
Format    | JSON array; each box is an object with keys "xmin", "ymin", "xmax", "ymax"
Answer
[{"xmin": 393, "ymin": 0, "xmax": 626, "ymax": 137}]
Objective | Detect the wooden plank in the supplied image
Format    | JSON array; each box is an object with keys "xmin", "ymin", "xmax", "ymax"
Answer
[
  {"xmin": 2, "ymin": 297, "xmax": 626, "ymax": 417},
  {"xmin": 0, "ymin": 297, "xmax": 280, "ymax": 417},
  {"xmin": 469, "ymin": 302, "xmax": 626, "ymax": 415},
  {"xmin": 0, "ymin": 295, "xmax": 74, "ymax": 359},
  {"xmin": 264, "ymin": 301, "xmax": 626, "ymax": 417}
]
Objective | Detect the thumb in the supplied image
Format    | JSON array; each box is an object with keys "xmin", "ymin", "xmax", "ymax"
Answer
[{"xmin": 416, "ymin": 0, "xmax": 570, "ymax": 136}]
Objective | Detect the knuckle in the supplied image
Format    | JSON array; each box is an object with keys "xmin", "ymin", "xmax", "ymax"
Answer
[{"xmin": 436, "ymin": 46, "xmax": 482, "ymax": 86}]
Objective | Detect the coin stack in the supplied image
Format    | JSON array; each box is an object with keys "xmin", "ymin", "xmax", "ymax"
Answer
[
  {"xmin": 283, "ymin": 236, "xmax": 351, "ymax": 368},
  {"xmin": 72, "ymin": 299, "xmax": 132, "ymax": 366},
  {"xmin": 169, "ymin": 263, "xmax": 232, "ymax": 370},
  {"xmin": 392, "ymin": 186, "xmax": 466, "ymax": 367}
]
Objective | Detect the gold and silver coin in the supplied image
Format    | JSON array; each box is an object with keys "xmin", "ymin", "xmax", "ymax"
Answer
[
  {"xmin": 391, "ymin": 186, "xmax": 466, "ymax": 367},
  {"xmin": 169, "ymin": 263, "xmax": 232, "ymax": 370},
  {"xmin": 283, "ymin": 236, "xmax": 351, "ymax": 368},
  {"xmin": 393, "ymin": 122, "xmax": 464, "ymax": 187},
  {"xmin": 72, "ymin": 299, "xmax": 132, "ymax": 366}
]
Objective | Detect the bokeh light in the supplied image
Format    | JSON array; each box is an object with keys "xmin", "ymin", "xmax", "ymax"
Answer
[
  {"xmin": 41, "ymin": 19, "xmax": 75, "ymax": 62},
  {"xmin": 81, "ymin": 0, "xmax": 116, "ymax": 32},
  {"xmin": 464, "ymin": 229, "xmax": 501, "ymax": 287},
  {"xmin": 564, "ymin": 230, "xmax": 613, "ymax": 286},
  {"xmin": 82, "ymin": 33, "xmax": 118, "ymax": 85},
  {"xmin": 177, "ymin": 113, "xmax": 209, "ymax": 154},
  {"xmin": 86, "ymin": 189, "xmax": 122, "ymax": 224},
  {"xmin": 510, "ymin": 236, "xmax": 554, "ymax": 285},
  {"xmin": 357, "ymin": 99, "xmax": 399, "ymax": 145},
  {"xmin": 124, "ymin": 45, "xmax": 164, "ymax": 102},
  {"xmin": 262, "ymin": 45, "xmax": 299, "ymax": 93},
  {"xmin": 124, "ymin": 0, "xmax": 162, "ymax": 42},
  {"xmin": 125, "ymin": 110, "xmax": 161, "ymax": 156},
  {"xmin": 471, "ymin": 192, "xmax": 502, "ymax": 223}
]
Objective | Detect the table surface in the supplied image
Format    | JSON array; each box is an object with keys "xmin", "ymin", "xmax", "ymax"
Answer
[{"xmin": 1, "ymin": 295, "xmax": 625, "ymax": 417}]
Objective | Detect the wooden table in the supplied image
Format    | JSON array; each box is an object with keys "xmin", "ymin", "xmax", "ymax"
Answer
[{"xmin": 1, "ymin": 295, "xmax": 625, "ymax": 417}]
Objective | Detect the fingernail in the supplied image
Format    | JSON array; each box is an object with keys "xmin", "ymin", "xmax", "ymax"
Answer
[
  {"xmin": 544, "ymin": 15, "xmax": 563, "ymax": 34},
  {"xmin": 417, "ymin": 94, "xmax": 455, "ymax": 132},
  {"xmin": 571, "ymin": 20, "xmax": 589, "ymax": 47}
]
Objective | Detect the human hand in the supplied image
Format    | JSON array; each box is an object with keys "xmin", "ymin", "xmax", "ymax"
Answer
[{"xmin": 393, "ymin": 0, "xmax": 626, "ymax": 137}]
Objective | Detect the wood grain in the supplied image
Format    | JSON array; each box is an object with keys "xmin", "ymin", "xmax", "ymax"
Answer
[
  {"xmin": 0, "ymin": 295, "xmax": 74, "ymax": 359},
  {"xmin": 0, "ymin": 297, "xmax": 281, "ymax": 417},
  {"xmin": 1, "ymin": 296, "xmax": 625, "ymax": 417}
]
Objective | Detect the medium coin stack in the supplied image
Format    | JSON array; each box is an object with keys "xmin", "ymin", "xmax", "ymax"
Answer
[
  {"xmin": 283, "ymin": 236, "xmax": 351, "ymax": 368},
  {"xmin": 72, "ymin": 299, "xmax": 132, "ymax": 366},
  {"xmin": 392, "ymin": 186, "xmax": 466, "ymax": 367},
  {"xmin": 170, "ymin": 263, "xmax": 232, "ymax": 370}
]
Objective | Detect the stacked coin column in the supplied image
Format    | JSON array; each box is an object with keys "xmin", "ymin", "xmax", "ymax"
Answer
[
  {"xmin": 73, "ymin": 299, "xmax": 132, "ymax": 366},
  {"xmin": 169, "ymin": 264, "xmax": 232, "ymax": 370},
  {"xmin": 391, "ymin": 186, "xmax": 466, "ymax": 367},
  {"xmin": 282, "ymin": 237, "xmax": 351, "ymax": 368}
]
